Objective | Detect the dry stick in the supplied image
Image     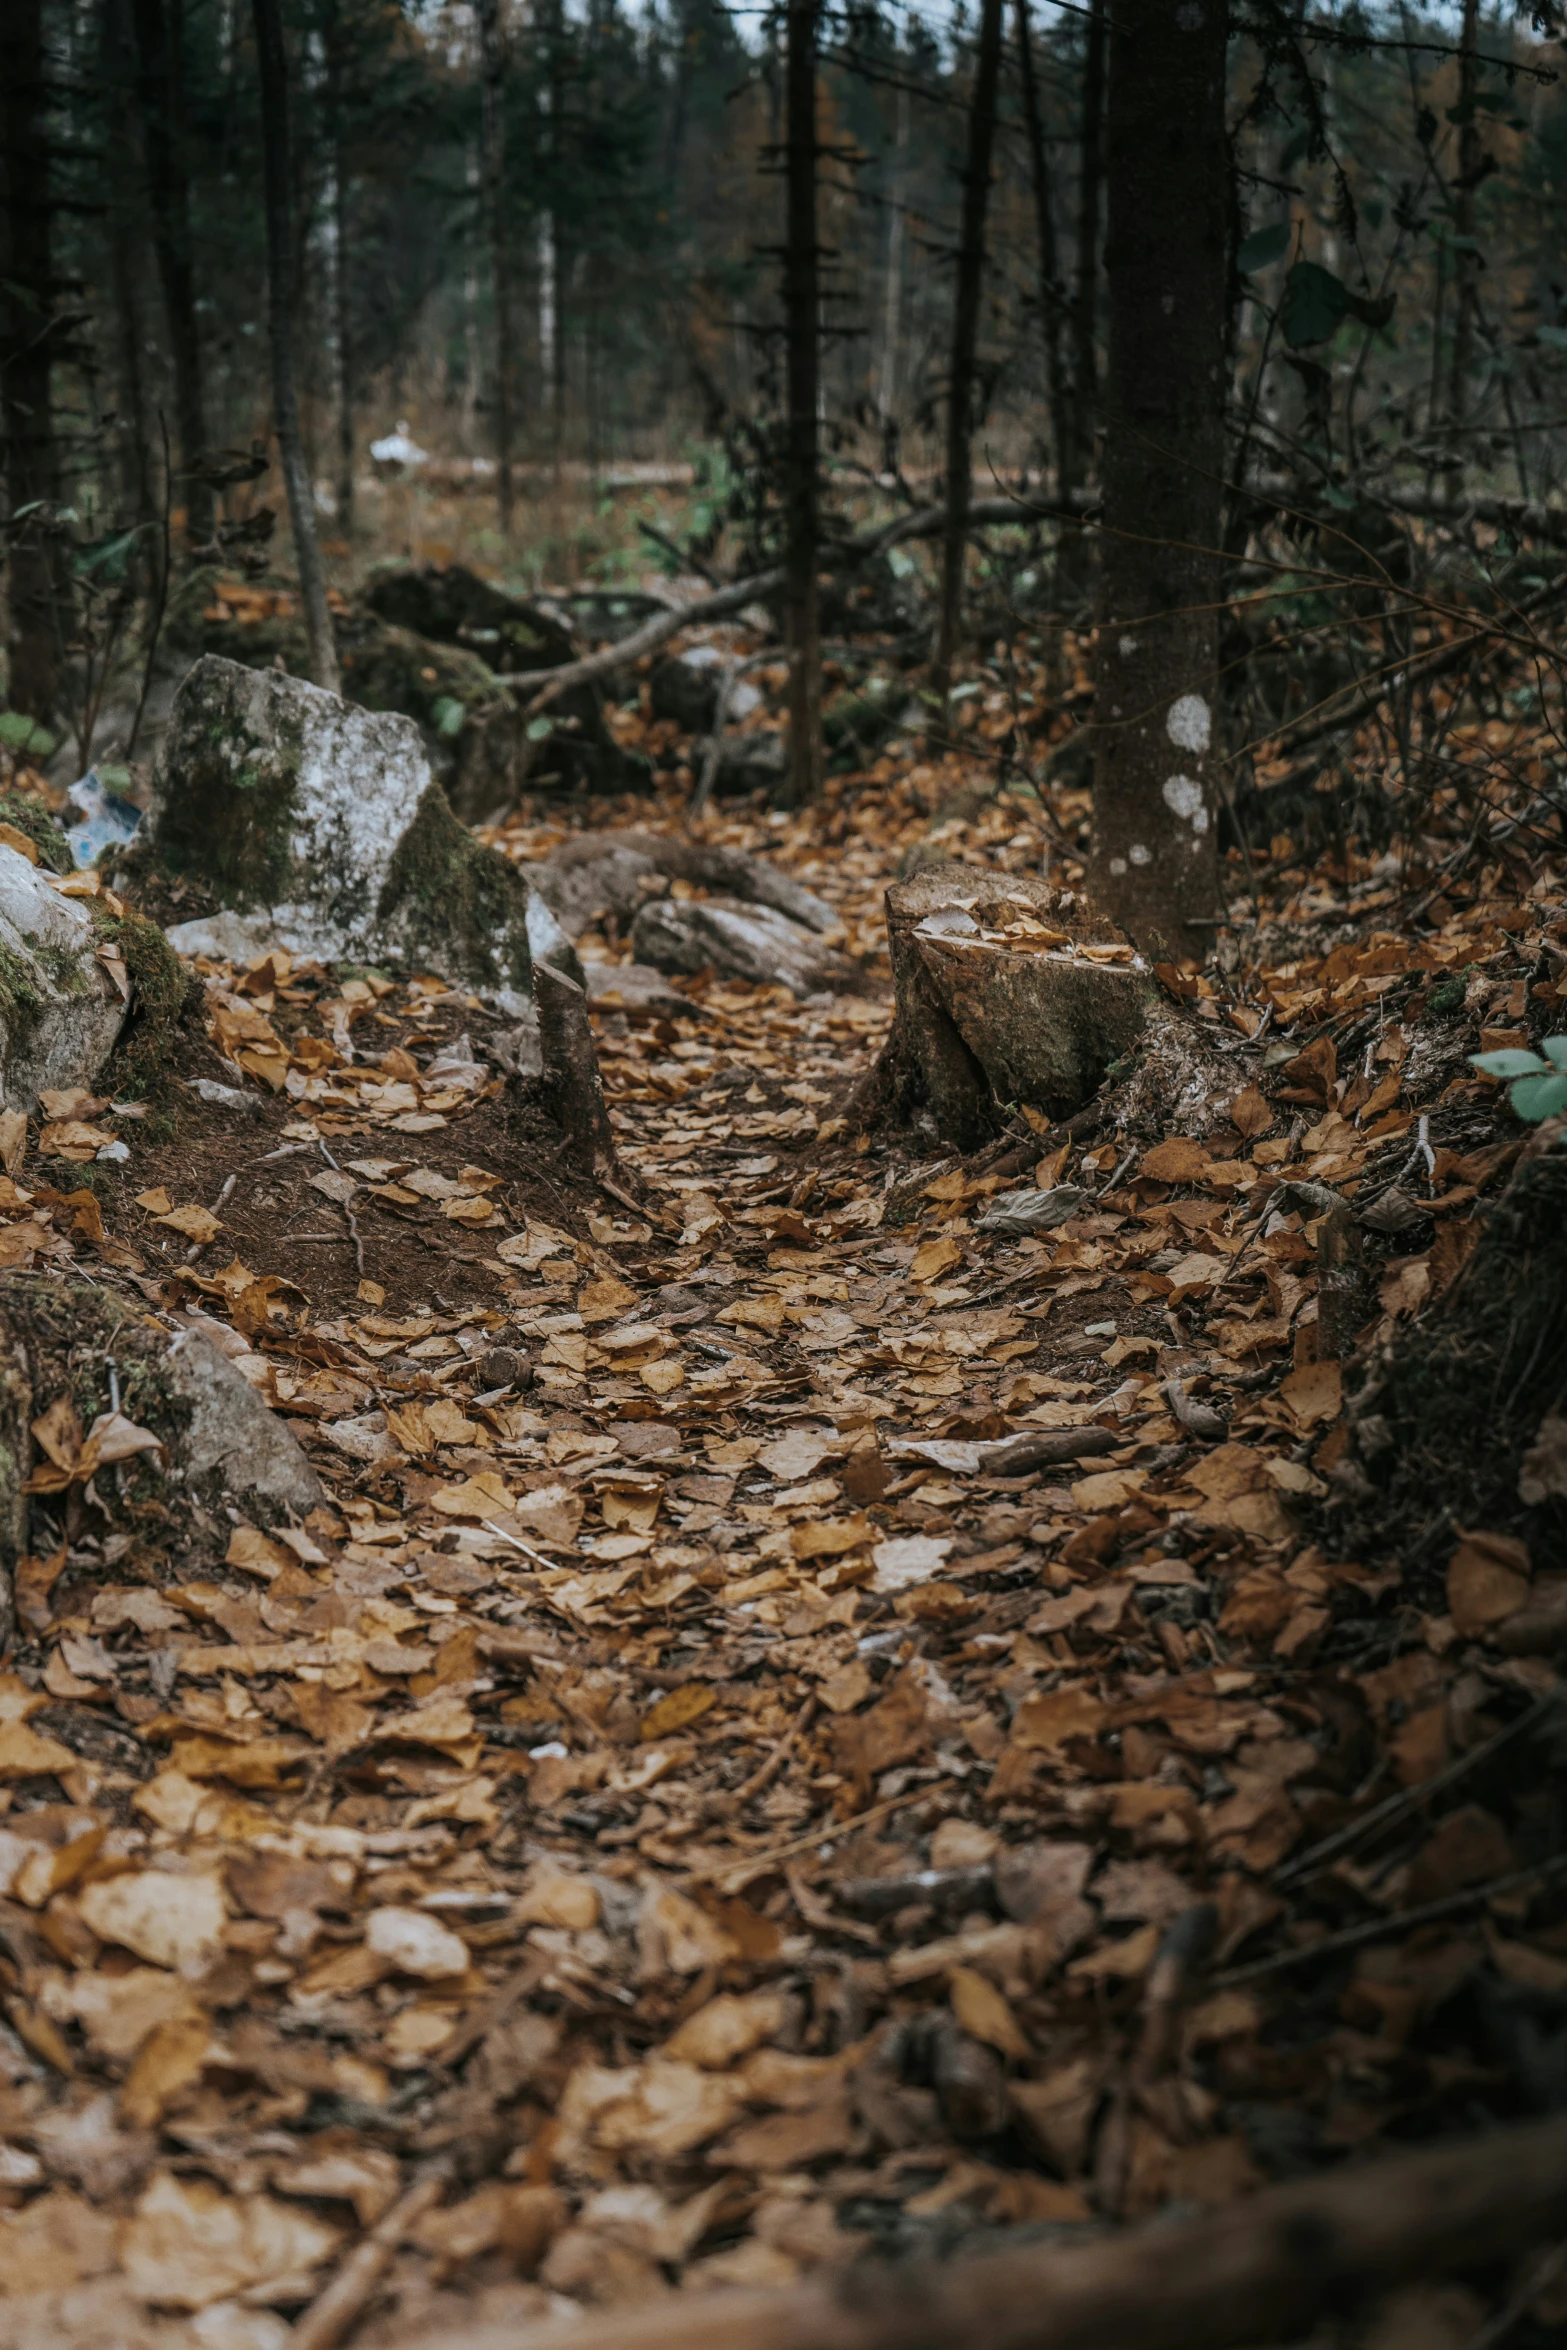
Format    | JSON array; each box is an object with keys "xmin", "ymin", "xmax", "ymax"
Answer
[
  {"xmin": 397, "ymin": 2111, "xmax": 1567, "ymax": 2350},
  {"xmin": 730, "ymin": 1692, "xmax": 819, "ymax": 1810},
  {"xmin": 1276, "ymin": 1692, "xmax": 1557, "ymax": 1889},
  {"xmin": 1217, "ymin": 1853, "xmax": 1567, "ymax": 1990},
  {"xmin": 692, "ymin": 1780, "xmax": 945, "ymax": 1892},
  {"xmin": 288, "ymin": 2154, "xmax": 453, "ymax": 2350}
]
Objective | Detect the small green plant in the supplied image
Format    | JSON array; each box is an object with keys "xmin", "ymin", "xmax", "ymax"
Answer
[{"xmin": 1471, "ymin": 1038, "xmax": 1567, "ymax": 1122}]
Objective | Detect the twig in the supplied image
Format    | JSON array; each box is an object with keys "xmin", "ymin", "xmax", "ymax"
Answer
[
  {"xmin": 1276, "ymin": 1694, "xmax": 1556, "ymax": 1889},
  {"xmin": 730, "ymin": 1693, "xmax": 819, "ymax": 1809},
  {"xmin": 316, "ymin": 1138, "xmax": 366, "ymax": 1276},
  {"xmin": 693, "ymin": 1780, "xmax": 947, "ymax": 1892},
  {"xmin": 514, "ymin": 568, "xmax": 784, "ymax": 713},
  {"xmin": 287, "ymin": 2154, "xmax": 453, "ymax": 2350},
  {"xmin": 1217, "ymin": 1853, "xmax": 1567, "ymax": 1988}
]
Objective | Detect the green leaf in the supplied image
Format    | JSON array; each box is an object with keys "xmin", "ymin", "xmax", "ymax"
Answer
[
  {"xmin": 1238, "ymin": 220, "xmax": 1291, "ymax": 273},
  {"xmin": 525, "ymin": 716, "xmax": 555, "ymax": 742},
  {"xmin": 1281, "ymin": 261, "xmax": 1351, "ymax": 347},
  {"xmin": 0, "ymin": 711, "xmax": 56, "ymax": 758},
  {"xmin": 1472, "ymin": 1048, "xmax": 1549, "ymax": 1078},
  {"xmin": 1280, "ymin": 260, "xmax": 1395, "ymax": 348},
  {"xmin": 1510, "ymin": 1069, "xmax": 1567, "ymax": 1122},
  {"xmin": 430, "ymin": 694, "xmax": 467, "ymax": 738},
  {"xmin": 1542, "ymin": 1037, "xmax": 1567, "ymax": 1071}
]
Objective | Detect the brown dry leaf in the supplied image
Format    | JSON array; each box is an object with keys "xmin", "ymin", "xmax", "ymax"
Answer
[
  {"xmin": 1447, "ymin": 1529, "xmax": 1531, "ymax": 1635},
  {"xmin": 640, "ymin": 1682, "xmax": 716, "ymax": 1739},
  {"xmin": 1011, "ymin": 1684, "xmax": 1107, "ymax": 1753},
  {"xmin": 119, "ymin": 2017, "xmax": 212, "ymax": 2128},
  {"xmin": 77, "ymin": 1870, "xmax": 226, "ymax": 1971},
  {"xmin": 1139, "ymin": 1136, "xmax": 1208, "ymax": 1181},
  {"xmin": 1228, "ymin": 1083, "xmax": 1274, "ymax": 1137},
  {"xmin": 662, "ymin": 1989, "xmax": 790, "ymax": 2069},
  {"xmin": 134, "ymin": 1186, "xmax": 173, "ymax": 1215},
  {"xmin": 948, "ymin": 1965, "xmax": 1031, "ymax": 2059},
  {"xmin": 911, "ymin": 1234, "xmax": 963, "ymax": 1282},
  {"xmin": 120, "ymin": 2170, "xmax": 340, "ymax": 2310},
  {"xmin": 156, "ymin": 1201, "xmax": 223, "ymax": 1245},
  {"xmin": 1279, "ymin": 1357, "xmax": 1342, "ymax": 1428}
]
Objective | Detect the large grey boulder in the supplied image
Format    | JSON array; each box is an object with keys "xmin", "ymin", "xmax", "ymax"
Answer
[
  {"xmin": 148, "ymin": 656, "xmax": 559, "ymax": 993},
  {"xmin": 0, "ymin": 845, "xmax": 127, "ymax": 1112}
]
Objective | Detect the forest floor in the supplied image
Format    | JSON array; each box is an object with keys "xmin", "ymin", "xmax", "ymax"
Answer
[{"xmin": 0, "ymin": 707, "xmax": 1563, "ymax": 2349}]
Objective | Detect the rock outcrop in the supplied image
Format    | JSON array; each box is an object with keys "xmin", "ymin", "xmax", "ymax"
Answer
[
  {"xmin": 146, "ymin": 656, "xmax": 564, "ymax": 994},
  {"xmin": 0, "ymin": 847, "xmax": 130, "ymax": 1113}
]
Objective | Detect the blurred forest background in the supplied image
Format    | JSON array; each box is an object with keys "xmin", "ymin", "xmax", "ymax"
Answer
[{"xmin": 5, "ymin": 0, "xmax": 1567, "ymax": 945}]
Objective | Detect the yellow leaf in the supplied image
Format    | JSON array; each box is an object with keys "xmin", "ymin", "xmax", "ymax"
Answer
[
  {"xmin": 1279, "ymin": 1357, "xmax": 1342, "ymax": 1428},
  {"xmin": 157, "ymin": 1202, "xmax": 223, "ymax": 1245}
]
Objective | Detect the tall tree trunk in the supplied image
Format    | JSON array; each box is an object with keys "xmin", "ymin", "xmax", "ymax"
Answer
[
  {"xmin": 877, "ymin": 79, "xmax": 908, "ymax": 432},
  {"xmin": 783, "ymin": 0, "xmax": 823, "ymax": 804},
  {"xmin": 932, "ymin": 0, "xmax": 1004, "ymax": 712},
  {"xmin": 323, "ymin": 2, "xmax": 354, "ymax": 537},
  {"xmin": 1448, "ymin": 0, "xmax": 1480, "ymax": 431},
  {"xmin": 1089, "ymin": 0, "xmax": 1226, "ymax": 956},
  {"xmin": 0, "ymin": 0, "xmax": 65, "ymax": 723},
  {"xmin": 477, "ymin": 0, "xmax": 514, "ymax": 534},
  {"xmin": 1014, "ymin": 0, "xmax": 1073, "ymax": 504},
  {"xmin": 130, "ymin": 0, "xmax": 210, "ymax": 546},
  {"xmin": 102, "ymin": 0, "xmax": 156, "ymax": 538},
  {"xmin": 1057, "ymin": 0, "xmax": 1104, "ymax": 599},
  {"xmin": 252, "ymin": 0, "xmax": 340, "ymax": 694}
]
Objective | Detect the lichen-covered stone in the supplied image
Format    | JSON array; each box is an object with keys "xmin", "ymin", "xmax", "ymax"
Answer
[
  {"xmin": 0, "ymin": 846, "xmax": 128, "ymax": 1112},
  {"xmin": 149, "ymin": 656, "xmax": 544, "ymax": 992}
]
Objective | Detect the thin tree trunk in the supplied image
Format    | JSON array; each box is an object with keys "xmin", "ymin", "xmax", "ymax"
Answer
[
  {"xmin": 1448, "ymin": 0, "xmax": 1480, "ymax": 431},
  {"xmin": 1057, "ymin": 0, "xmax": 1104, "ymax": 599},
  {"xmin": 878, "ymin": 80, "xmax": 908, "ymax": 431},
  {"xmin": 103, "ymin": 0, "xmax": 156, "ymax": 538},
  {"xmin": 783, "ymin": 0, "xmax": 824, "ymax": 804},
  {"xmin": 932, "ymin": 0, "xmax": 1005, "ymax": 711},
  {"xmin": 252, "ymin": 0, "xmax": 340, "ymax": 694},
  {"xmin": 0, "ymin": 0, "xmax": 65, "ymax": 723},
  {"xmin": 130, "ymin": 0, "xmax": 210, "ymax": 547},
  {"xmin": 323, "ymin": 1, "xmax": 354, "ymax": 537},
  {"xmin": 477, "ymin": 0, "xmax": 514, "ymax": 535},
  {"xmin": 1014, "ymin": 0, "xmax": 1072, "ymax": 502},
  {"xmin": 1089, "ymin": 0, "xmax": 1226, "ymax": 956}
]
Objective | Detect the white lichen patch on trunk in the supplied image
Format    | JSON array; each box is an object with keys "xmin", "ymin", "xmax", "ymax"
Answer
[{"xmin": 1165, "ymin": 692, "xmax": 1212, "ymax": 754}]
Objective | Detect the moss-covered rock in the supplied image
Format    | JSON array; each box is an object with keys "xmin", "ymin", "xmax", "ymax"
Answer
[
  {"xmin": 148, "ymin": 654, "xmax": 543, "ymax": 993},
  {"xmin": 0, "ymin": 846, "xmax": 127, "ymax": 1111},
  {"xmin": 87, "ymin": 904, "xmax": 195, "ymax": 1097},
  {"xmin": 0, "ymin": 791, "xmax": 73, "ymax": 874}
]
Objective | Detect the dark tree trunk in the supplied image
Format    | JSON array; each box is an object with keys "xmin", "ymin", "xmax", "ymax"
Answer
[
  {"xmin": 1448, "ymin": 0, "xmax": 1480, "ymax": 430},
  {"xmin": 1089, "ymin": 0, "xmax": 1226, "ymax": 956},
  {"xmin": 252, "ymin": 0, "xmax": 340, "ymax": 693},
  {"xmin": 932, "ymin": 0, "xmax": 1005, "ymax": 711},
  {"xmin": 477, "ymin": 0, "xmax": 515, "ymax": 534},
  {"xmin": 102, "ymin": 0, "xmax": 156, "ymax": 538},
  {"xmin": 1057, "ymin": 0, "xmax": 1105, "ymax": 600},
  {"xmin": 783, "ymin": 0, "xmax": 823, "ymax": 803},
  {"xmin": 130, "ymin": 0, "xmax": 210, "ymax": 547},
  {"xmin": 0, "ymin": 0, "xmax": 65, "ymax": 722},
  {"xmin": 323, "ymin": 0, "xmax": 354, "ymax": 537},
  {"xmin": 1014, "ymin": 0, "xmax": 1073, "ymax": 506}
]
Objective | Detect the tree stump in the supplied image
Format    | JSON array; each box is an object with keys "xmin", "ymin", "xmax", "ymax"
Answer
[
  {"xmin": 535, "ymin": 964, "xmax": 620, "ymax": 1179},
  {"xmin": 862, "ymin": 862, "xmax": 1153, "ymax": 1147}
]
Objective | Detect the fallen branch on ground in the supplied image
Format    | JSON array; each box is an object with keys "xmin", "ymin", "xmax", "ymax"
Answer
[{"xmin": 400, "ymin": 2112, "xmax": 1567, "ymax": 2350}]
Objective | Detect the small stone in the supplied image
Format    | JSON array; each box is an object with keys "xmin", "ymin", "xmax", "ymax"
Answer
[{"xmin": 365, "ymin": 1905, "xmax": 470, "ymax": 1981}]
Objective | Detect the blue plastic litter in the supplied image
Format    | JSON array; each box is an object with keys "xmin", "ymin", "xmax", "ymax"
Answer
[{"xmin": 65, "ymin": 769, "xmax": 142, "ymax": 868}]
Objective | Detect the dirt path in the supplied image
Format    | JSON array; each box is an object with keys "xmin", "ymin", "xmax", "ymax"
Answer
[{"xmin": 0, "ymin": 799, "xmax": 1560, "ymax": 2348}]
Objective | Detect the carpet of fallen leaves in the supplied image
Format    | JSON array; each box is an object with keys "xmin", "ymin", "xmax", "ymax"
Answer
[{"xmin": 0, "ymin": 717, "xmax": 1563, "ymax": 2350}]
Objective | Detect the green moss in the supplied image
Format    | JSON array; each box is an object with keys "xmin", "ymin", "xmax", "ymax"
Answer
[
  {"xmin": 0, "ymin": 792, "xmax": 72, "ymax": 874},
  {"xmin": 375, "ymin": 782, "xmax": 532, "ymax": 991},
  {"xmin": 154, "ymin": 683, "xmax": 299, "ymax": 908},
  {"xmin": 88, "ymin": 905, "xmax": 195, "ymax": 1098},
  {"xmin": 0, "ymin": 936, "xmax": 44, "ymax": 1049}
]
